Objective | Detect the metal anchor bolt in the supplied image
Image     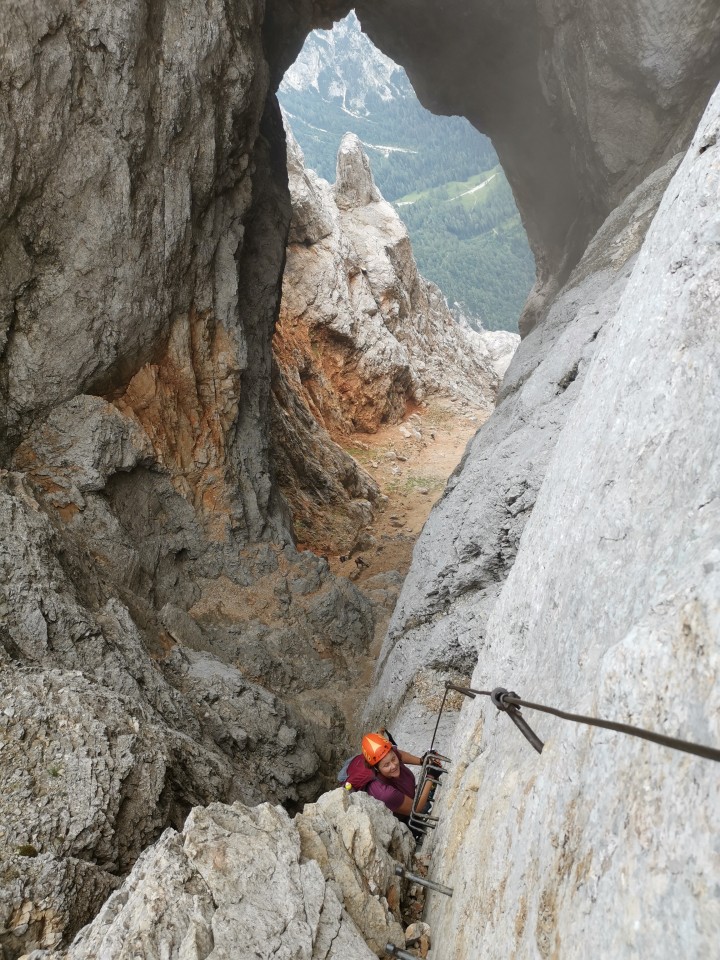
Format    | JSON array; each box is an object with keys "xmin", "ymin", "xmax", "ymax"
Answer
[
  {"xmin": 385, "ymin": 944, "xmax": 423, "ymax": 959},
  {"xmin": 394, "ymin": 864, "xmax": 454, "ymax": 897}
]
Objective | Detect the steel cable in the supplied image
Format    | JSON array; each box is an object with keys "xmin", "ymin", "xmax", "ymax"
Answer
[
  {"xmin": 504, "ymin": 692, "xmax": 720, "ymax": 763},
  {"xmin": 437, "ymin": 682, "xmax": 720, "ymax": 763}
]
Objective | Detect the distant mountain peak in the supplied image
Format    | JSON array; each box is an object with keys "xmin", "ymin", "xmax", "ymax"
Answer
[
  {"xmin": 280, "ymin": 11, "xmax": 411, "ymax": 114},
  {"xmin": 334, "ymin": 132, "xmax": 382, "ymax": 209}
]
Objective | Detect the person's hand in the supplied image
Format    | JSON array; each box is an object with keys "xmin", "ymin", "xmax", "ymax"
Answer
[{"xmin": 423, "ymin": 750, "xmax": 443, "ymax": 763}]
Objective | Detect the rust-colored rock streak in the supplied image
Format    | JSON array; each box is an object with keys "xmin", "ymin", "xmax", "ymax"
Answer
[
  {"xmin": 273, "ymin": 311, "xmax": 409, "ymax": 439},
  {"xmin": 114, "ymin": 309, "xmax": 241, "ymax": 540}
]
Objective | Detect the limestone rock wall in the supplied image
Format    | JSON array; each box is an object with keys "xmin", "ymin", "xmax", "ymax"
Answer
[
  {"xmin": 2, "ymin": 0, "xmax": 720, "ymax": 957},
  {"xmin": 364, "ymin": 152, "xmax": 683, "ymax": 750},
  {"xmin": 0, "ymin": 4, "xmax": 378, "ymax": 954},
  {"xmin": 2, "ymin": 0, "xmax": 263, "ymax": 467},
  {"xmin": 27, "ymin": 793, "xmax": 411, "ymax": 960},
  {"xmin": 415, "ymin": 85, "xmax": 720, "ymax": 958}
]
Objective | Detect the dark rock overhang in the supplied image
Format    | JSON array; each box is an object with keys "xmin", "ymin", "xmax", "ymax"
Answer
[{"xmin": 266, "ymin": 0, "xmax": 720, "ymax": 333}]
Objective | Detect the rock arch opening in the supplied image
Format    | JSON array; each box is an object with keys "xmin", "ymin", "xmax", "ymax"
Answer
[
  {"xmin": 267, "ymin": 0, "xmax": 720, "ymax": 334},
  {"xmin": 278, "ymin": 10, "xmax": 534, "ymax": 335},
  {"xmin": 269, "ymin": 12, "xmax": 525, "ymax": 573}
]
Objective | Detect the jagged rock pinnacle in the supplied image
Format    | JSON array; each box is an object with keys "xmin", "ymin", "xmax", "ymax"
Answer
[{"xmin": 334, "ymin": 133, "xmax": 382, "ymax": 210}]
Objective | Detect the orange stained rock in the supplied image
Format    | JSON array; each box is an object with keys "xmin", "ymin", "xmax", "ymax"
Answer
[
  {"xmin": 114, "ymin": 308, "xmax": 241, "ymax": 542},
  {"xmin": 274, "ymin": 308, "xmax": 410, "ymax": 440}
]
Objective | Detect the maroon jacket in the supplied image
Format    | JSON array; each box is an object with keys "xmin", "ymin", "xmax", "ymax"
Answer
[{"xmin": 345, "ymin": 750, "xmax": 417, "ymax": 814}]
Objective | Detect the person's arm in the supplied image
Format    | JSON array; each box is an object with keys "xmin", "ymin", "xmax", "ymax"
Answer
[
  {"xmin": 393, "ymin": 776, "xmax": 435, "ymax": 817},
  {"xmin": 398, "ymin": 749, "xmax": 443, "ymax": 768}
]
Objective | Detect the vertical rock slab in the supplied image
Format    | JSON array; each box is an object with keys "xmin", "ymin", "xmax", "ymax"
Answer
[
  {"xmin": 425, "ymin": 83, "xmax": 720, "ymax": 960},
  {"xmin": 364, "ymin": 152, "xmax": 682, "ymax": 752}
]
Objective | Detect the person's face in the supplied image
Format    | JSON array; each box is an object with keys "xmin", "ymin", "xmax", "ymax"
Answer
[{"xmin": 377, "ymin": 750, "xmax": 400, "ymax": 778}]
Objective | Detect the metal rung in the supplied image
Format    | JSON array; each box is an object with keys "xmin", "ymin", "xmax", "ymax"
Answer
[
  {"xmin": 395, "ymin": 864, "xmax": 454, "ymax": 896},
  {"xmin": 409, "ymin": 751, "xmax": 451, "ymax": 833},
  {"xmin": 385, "ymin": 944, "xmax": 419, "ymax": 959}
]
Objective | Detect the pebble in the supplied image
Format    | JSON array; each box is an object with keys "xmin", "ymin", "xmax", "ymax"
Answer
[{"xmin": 405, "ymin": 921, "xmax": 431, "ymax": 945}]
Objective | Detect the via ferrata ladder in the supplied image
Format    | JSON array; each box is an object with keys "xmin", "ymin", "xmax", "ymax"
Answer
[{"xmin": 408, "ymin": 751, "xmax": 451, "ymax": 838}]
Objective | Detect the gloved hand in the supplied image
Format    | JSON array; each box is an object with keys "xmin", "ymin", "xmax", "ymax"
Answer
[{"xmin": 422, "ymin": 751, "xmax": 446, "ymax": 780}]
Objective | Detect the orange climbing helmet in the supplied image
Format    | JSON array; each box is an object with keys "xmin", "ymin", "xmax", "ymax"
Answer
[{"xmin": 362, "ymin": 732, "xmax": 392, "ymax": 767}]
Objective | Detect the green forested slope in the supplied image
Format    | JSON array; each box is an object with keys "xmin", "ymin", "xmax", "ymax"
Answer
[
  {"xmin": 395, "ymin": 170, "xmax": 535, "ymax": 331},
  {"xmin": 280, "ymin": 86, "xmax": 497, "ymax": 202}
]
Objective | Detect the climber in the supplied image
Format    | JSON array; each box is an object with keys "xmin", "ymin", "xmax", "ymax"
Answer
[{"xmin": 343, "ymin": 732, "xmax": 440, "ymax": 824}]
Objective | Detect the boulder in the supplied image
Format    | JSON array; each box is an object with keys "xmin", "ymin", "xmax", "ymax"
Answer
[
  {"xmin": 296, "ymin": 789, "xmax": 414, "ymax": 955},
  {"xmin": 28, "ymin": 803, "xmax": 400, "ymax": 960}
]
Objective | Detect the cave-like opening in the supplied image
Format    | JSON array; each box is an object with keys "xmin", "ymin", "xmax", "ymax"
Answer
[
  {"xmin": 277, "ymin": 10, "xmax": 534, "ymax": 336},
  {"xmin": 267, "ymin": 0, "xmax": 719, "ymax": 338}
]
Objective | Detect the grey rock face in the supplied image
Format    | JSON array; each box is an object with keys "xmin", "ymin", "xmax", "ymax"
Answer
[
  {"xmin": 29, "ymin": 798, "xmax": 408, "ymax": 960},
  {"xmin": 286, "ymin": 126, "xmax": 337, "ymax": 245},
  {"xmin": 0, "ymin": 441, "xmax": 372, "ymax": 953},
  {"xmin": 0, "ymin": 0, "xmax": 268, "ymax": 454},
  {"xmin": 296, "ymin": 790, "xmax": 415, "ymax": 955},
  {"xmin": 0, "ymin": 665, "xmax": 167, "ymax": 952},
  {"xmin": 364, "ymin": 152, "xmax": 682, "ymax": 751},
  {"xmin": 419, "ymin": 86, "xmax": 720, "ymax": 958}
]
